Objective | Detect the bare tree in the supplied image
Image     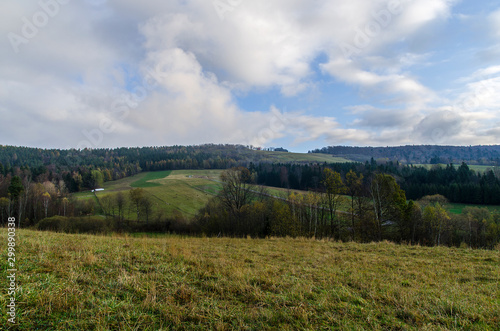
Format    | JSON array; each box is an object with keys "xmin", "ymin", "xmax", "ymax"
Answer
[
  {"xmin": 42, "ymin": 192, "xmax": 51, "ymax": 218},
  {"xmin": 116, "ymin": 192, "xmax": 126, "ymax": 222},
  {"xmin": 219, "ymin": 167, "xmax": 255, "ymax": 214},
  {"xmin": 129, "ymin": 188, "xmax": 144, "ymax": 221},
  {"xmin": 141, "ymin": 195, "xmax": 154, "ymax": 224},
  {"xmin": 345, "ymin": 170, "xmax": 363, "ymax": 240}
]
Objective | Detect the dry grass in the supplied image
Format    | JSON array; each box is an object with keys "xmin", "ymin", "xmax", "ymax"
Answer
[{"xmin": 1, "ymin": 230, "xmax": 499, "ymax": 330}]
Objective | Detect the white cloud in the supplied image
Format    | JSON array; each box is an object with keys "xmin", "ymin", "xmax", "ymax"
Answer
[
  {"xmin": 490, "ymin": 9, "xmax": 500, "ymax": 38},
  {"xmin": 321, "ymin": 57, "xmax": 434, "ymax": 105}
]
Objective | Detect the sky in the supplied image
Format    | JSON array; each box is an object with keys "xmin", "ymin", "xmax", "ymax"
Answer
[{"xmin": 1, "ymin": 0, "xmax": 500, "ymax": 152}]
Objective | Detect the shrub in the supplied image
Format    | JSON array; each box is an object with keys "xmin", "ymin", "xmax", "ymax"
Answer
[
  {"xmin": 35, "ymin": 216, "xmax": 189, "ymax": 235},
  {"xmin": 36, "ymin": 216, "xmax": 112, "ymax": 234}
]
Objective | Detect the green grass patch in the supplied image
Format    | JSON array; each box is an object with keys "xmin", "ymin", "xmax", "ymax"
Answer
[
  {"xmin": 257, "ymin": 151, "xmax": 353, "ymax": 163},
  {"xmin": 71, "ymin": 192, "xmax": 96, "ymax": 199},
  {"xmin": 130, "ymin": 170, "xmax": 172, "ymax": 188},
  {"xmin": 2, "ymin": 230, "xmax": 499, "ymax": 330},
  {"xmin": 446, "ymin": 203, "xmax": 500, "ymax": 215}
]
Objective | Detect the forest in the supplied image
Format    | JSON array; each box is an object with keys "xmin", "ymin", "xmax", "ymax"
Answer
[{"xmin": 196, "ymin": 167, "xmax": 500, "ymax": 249}]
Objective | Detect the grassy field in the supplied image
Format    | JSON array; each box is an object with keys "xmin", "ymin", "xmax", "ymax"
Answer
[
  {"xmin": 413, "ymin": 164, "xmax": 498, "ymax": 174},
  {"xmin": 255, "ymin": 151, "xmax": 352, "ymax": 163},
  {"xmin": 446, "ymin": 203, "xmax": 500, "ymax": 215},
  {"xmin": 130, "ymin": 171, "xmax": 172, "ymax": 188},
  {"xmin": 1, "ymin": 229, "xmax": 499, "ymax": 330},
  {"xmin": 96, "ymin": 170, "xmax": 223, "ymax": 219}
]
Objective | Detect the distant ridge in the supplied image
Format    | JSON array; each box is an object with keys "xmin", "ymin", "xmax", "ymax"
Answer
[
  {"xmin": 0, "ymin": 144, "xmax": 346, "ymax": 174},
  {"xmin": 309, "ymin": 145, "xmax": 500, "ymax": 165}
]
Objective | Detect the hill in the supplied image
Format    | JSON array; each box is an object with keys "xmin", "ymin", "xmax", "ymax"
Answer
[
  {"xmin": 310, "ymin": 145, "xmax": 500, "ymax": 165},
  {"xmin": 2, "ymin": 229, "xmax": 498, "ymax": 330},
  {"xmin": 0, "ymin": 144, "xmax": 349, "ymax": 192},
  {"xmin": 0, "ymin": 144, "xmax": 349, "ymax": 172}
]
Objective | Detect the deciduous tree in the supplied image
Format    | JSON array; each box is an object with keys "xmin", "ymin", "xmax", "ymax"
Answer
[
  {"xmin": 345, "ymin": 170, "xmax": 363, "ymax": 240},
  {"xmin": 370, "ymin": 174, "xmax": 407, "ymax": 240},
  {"xmin": 129, "ymin": 188, "xmax": 145, "ymax": 221},
  {"xmin": 219, "ymin": 167, "xmax": 254, "ymax": 215},
  {"xmin": 322, "ymin": 168, "xmax": 345, "ymax": 238},
  {"xmin": 42, "ymin": 192, "xmax": 51, "ymax": 218}
]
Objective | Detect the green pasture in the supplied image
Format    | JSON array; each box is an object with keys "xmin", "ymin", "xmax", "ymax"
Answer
[
  {"xmin": 446, "ymin": 203, "xmax": 500, "ymax": 215},
  {"xmin": 256, "ymin": 151, "xmax": 352, "ymax": 163},
  {"xmin": 93, "ymin": 170, "xmax": 223, "ymax": 219},
  {"xmin": 130, "ymin": 170, "xmax": 172, "ymax": 188}
]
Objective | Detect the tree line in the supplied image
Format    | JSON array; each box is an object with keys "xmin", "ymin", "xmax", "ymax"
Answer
[
  {"xmin": 0, "ymin": 173, "xmax": 178, "ymax": 231},
  {"xmin": 196, "ymin": 167, "xmax": 500, "ymax": 249},
  {"xmin": 310, "ymin": 145, "xmax": 500, "ymax": 165},
  {"xmin": 0, "ymin": 144, "xmax": 291, "ymax": 193},
  {"xmin": 250, "ymin": 161, "xmax": 500, "ymax": 205},
  {"xmin": 2, "ymin": 144, "xmax": 499, "ymax": 204}
]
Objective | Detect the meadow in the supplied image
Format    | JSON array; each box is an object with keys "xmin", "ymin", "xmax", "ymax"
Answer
[
  {"xmin": 73, "ymin": 169, "xmax": 500, "ymax": 219},
  {"xmin": 253, "ymin": 151, "xmax": 351, "ymax": 163},
  {"xmin": 1, "ymin": 229, "xmax": 499, "ymax": 330},
  {"xmin": 96, "ymin": 170, "xmax": 222, "ymax": 219}
]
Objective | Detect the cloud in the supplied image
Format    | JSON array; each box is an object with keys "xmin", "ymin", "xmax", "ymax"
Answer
[
  {"xmin": 1, "ymin": 0, "xmax": 499, "ymax": 151},
  {"xmin": 321, "ymin": 57, "xmax": 434, "ymax": 105},
  {"xmin": 351, "ymin": 107, "xmax": 419, "ymax": 128},
  {"xmin": 126, "ymin": 47, "xmax": 264, "ymax": 144},
  {"xmin": 411, "ymin": 110, "xmax": 463, "ymax": 144},
  {"xmin": 490, "ymin": 9, "xmax": 500, "ymax": 38},
  {"xmin": 453, "ymin": 66, "xmax": 500, "ymax": 116}
]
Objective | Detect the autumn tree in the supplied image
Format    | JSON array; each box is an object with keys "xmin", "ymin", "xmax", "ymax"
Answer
[
  {"xmin": 129, "ymin": 188, "xmax": 145, "ymax": 221},
  {"xmin": 42, "ymin": 192, "xmax": 51, "ymax": 218},
  {"xmin": 90, "ymin": 170, "xmax": 104, "ymax": 189},
  {"xmin": 370, "ymin": 174, "xmax": 407, "ymax": 241},
  {"xmin": 219, "ymin": 167, "xmax": 254, "ymax": 215},
  {"xmin": 418, "ymin": 194, "xmax": 448, "ymax": 208},
  {"xmin": 270, "ymin": 199, "xmax": 297, "ymax": 237},
  {"xmin": 62, "ymin": 197, "xmax": 69, "ymax": 217},
  {"xmin": 141, "ymin": 195, "xmax": 154, "ymax": 224},
  {"xmin": 100, "ymin": 194, "xmax": 115, "ymax": 217},
  {"xmin": 345, "ymin": 170, "xmax": 363, "ymax": 240},
  {"xmin": 322, "ymin": 168, "xmax": 345, "ymax": 239},
  {"xmin": 305, "ymin": 191, "xmax": 321, "ymax": 237},
  {"xmin": 30, "ymin": 183, "xmax": 45, "ymax": 223},
  {"xmin": 116, "ymin": 192, "xmax": 126, "ymax": 222},
  {"xmin": 422, "ymin": 203, "xmax": 450, "ymax": 246}
]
